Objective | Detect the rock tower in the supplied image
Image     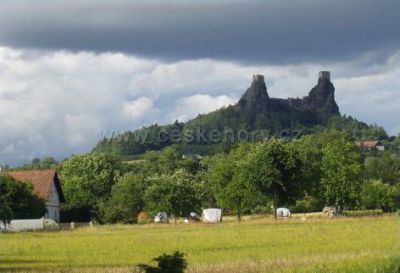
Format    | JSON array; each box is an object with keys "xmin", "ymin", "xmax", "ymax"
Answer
[{"xmin": 238, "ymin": 71, "xmax": 339, "ymax": 116}]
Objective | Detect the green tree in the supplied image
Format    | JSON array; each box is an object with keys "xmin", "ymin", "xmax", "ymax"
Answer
[
  {"xmin": 0, "ymin": 176, "xmax": 13, "ymax": 224},
  {"xmin": 179, "ymin": 157, "xmax": 203, "ymax": 175},
  {"xmin": 159, "ymin": 147, "xmax": 182, "ymax": 173},
  {"xmin": 298, "ymin": 130, "xmax": 351, "ymax": 191},
  {"xmin": 18, "ymin": 157, "xmax": 59, "ymax": 170},
  {"xmin": 248, "ymin": 139, "xmax": 304, "ymax": 217},
  {"xmin": 138, "ymin": 147, "xmax": 182, "ymax": 176},
  {"xmin": 321, "ymin": 138, "xmax": 362, "ymax": 210},
  {"xmin": 40, "ymin": 157, "xmax": 59, "ymax": 169},
  {"xmin": 0, "ymin": 175, "xmax": 47, "ymax": 224},
  {"xmin": 326, "ymin": 116, "xmax": 388, "ymax": 140},
  {"xmin": 360, "ymin": 179, "xmax": 398, "ymax": 212},
  {"xmin": 59, "ymin": 153, "xmax": 122, "ymax": 218},
  {"xmin": 208, "ymin": 144, "xmax": 265, "ymax": 221},
  {"xmin": 194, "ymin": 168, "xmax": 215, "ymax": 208},
  {"xmin": 31, "ymin": 158, "xmax": 41, "ymax": 169},
  {"xmin": 209, "ymin": 140, "xmax": 304, "ymax": 220},
  {"xmin": 296, "ymin": 130, "xmax": 351, "ymax": 208},
  {"xmin": 98, "ymin": 173, "xmax": 146, "ymax": 223},
  {"xmin": 144, "ymin": 170, "xmax": 203, "ymax": 218},
  {"xmin": 365, "ymin": 153, "xmax": 400, "ymax": 186}
]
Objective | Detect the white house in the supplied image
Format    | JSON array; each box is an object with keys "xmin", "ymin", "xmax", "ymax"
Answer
[{"xmin": 6, "ymin": 170, "xmax": 65, "ymax": 222}]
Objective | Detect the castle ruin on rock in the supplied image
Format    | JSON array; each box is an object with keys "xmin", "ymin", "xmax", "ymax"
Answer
[{"xmin": 237, "ymin": 71, "xmax": 340, "ymax": 117}]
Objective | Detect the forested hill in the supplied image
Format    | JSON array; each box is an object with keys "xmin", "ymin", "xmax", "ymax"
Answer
[{"xmin": 93, "ymin": 72, "xmax": 387, "ymax": 157}]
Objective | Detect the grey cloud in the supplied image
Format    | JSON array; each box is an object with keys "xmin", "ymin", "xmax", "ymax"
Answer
[{"xmin": 1, "ymin": 0, "xmax": 400, "ymax": 64}]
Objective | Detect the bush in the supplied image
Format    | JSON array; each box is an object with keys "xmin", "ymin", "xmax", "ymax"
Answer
[
  {"xmin": 137, "ymin": 251, "xmax": 188, "ymax": 273},
  {"xmin": 360, "ymin": 179, "xmax": 398, "ymax": 212},
  {"xmin": 292, "ymin": 194, "xmax": 321, "ymax": 213},
  {"xmin": 252, "ymin": 205, "xmax": 273, "ymax": 216},
  {"xmin": 342, "ymin": 209, "xmax": 383, "ymax": 217}
]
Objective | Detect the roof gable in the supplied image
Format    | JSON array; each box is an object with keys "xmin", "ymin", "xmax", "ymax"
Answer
[
  {"xmin": 5, "ymin": 170, "xmax": 65, "ymax": 202},
  {"xmin": 355, "ymin": 140, "xmax": 382, "ymax": 148}
]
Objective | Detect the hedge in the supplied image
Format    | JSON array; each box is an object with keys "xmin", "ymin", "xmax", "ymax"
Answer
[{"xmin": 342, "ymin": 209, "xmax": 383, "ymax": 217}]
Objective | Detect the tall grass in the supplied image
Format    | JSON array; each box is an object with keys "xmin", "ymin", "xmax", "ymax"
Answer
[{"xmin": 0, "ymin": 215, "xmax": 398, "ymax": 273}]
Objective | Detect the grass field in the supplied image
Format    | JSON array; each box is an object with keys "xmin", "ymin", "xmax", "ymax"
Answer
[{"xmin": 0, "ymin": 215, "xmax": 399, "ymax": 273}]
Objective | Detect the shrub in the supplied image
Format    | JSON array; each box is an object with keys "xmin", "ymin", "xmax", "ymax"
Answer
[
  {"xmin": 252, "ymin": 199, "xmax": 274, "ymax": 216},
  {"xmin": 360, "ymin": 179, "xmax": 398, "ymax": 212},
  {"xmin": 342, "ymin": 209, "xmax": 383, "ymax": 217},
  {"xmin": 292, "ymin": 194, "xmax": 321, "ymax": 213},
  {"xmin": 137, "ymin": 251, "xmax": 188, "ymax": 273},
  {"xmin": 252, "ymin": 205, "xmax": 273, "ymax": 216}
]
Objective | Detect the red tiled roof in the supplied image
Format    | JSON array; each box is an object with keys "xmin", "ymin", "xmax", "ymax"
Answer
[
  {"xmin": 5, "ymin": 170, "xmax": 65, "ymax": 202},
  {"xmin": 355, "ymin": 140, "xmax": 382, "ymax": 148}
]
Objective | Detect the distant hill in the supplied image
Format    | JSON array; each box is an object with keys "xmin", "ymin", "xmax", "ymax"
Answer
[{"xmin": 93, "ymin": 72, "xmax": 387, "ymax": 157}]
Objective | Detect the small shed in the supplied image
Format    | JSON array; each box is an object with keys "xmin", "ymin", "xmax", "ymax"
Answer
[{"xmin": 201, "ymin": 208, "xmax": 222, "ymax": 223}]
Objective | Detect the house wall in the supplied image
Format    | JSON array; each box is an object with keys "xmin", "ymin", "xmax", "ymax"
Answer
[
  {"xmin": 45, "ymin": 181, "xmax": 60, "ymax": 222},
  {"xmin": 377, "ymin": 145, "xmax": 385, "ymax": 151}
]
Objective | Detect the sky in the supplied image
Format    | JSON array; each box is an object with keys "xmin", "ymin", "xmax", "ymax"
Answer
[{"xmin": 1, "ymin": 0, "xmax": 400, "ymax": 166}]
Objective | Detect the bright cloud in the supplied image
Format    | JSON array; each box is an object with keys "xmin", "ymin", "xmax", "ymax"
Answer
[
  {"xmin": 170, "ymin": 94, "xmax": 237, "ymax": 122},
  {"xmin": 124, "ymin": 97, "xmax": 155, "ymax": 120}
]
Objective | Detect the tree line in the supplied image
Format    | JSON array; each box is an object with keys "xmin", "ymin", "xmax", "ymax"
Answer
[
  {"xmin": 62, "ymin": 129, "xmax": 400, "ymax": 223},
  {"xmin": 1, "ymin": 129, "xmax": 399, "ymax": 224}
]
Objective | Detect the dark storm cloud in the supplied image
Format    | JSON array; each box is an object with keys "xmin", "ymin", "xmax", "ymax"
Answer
[{"xmin": 1, "ymin": 0, "xmax": 399, "ymax": 64}]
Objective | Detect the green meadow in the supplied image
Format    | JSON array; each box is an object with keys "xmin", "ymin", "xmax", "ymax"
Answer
[{"xmin": 1, "ymin": 215, "xmax": 399, "ymax": 273}]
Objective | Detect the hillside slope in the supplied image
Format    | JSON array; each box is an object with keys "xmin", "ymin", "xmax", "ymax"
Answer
[{"xmin": 94, "ymin": 72, "xmax": 385, "ymax": 157}]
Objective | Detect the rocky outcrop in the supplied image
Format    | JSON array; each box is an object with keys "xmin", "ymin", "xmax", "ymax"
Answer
[
  {"xmin": 238, "ymin": 75, "xmax": 269, "ymax": 114},
  {"xmin": 237, "ymin": 71, "xmax": 340, "ymax": 116},
  {"xmin": 301, "ymin": 72, "xmax": 339, "ymax": 114}
]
